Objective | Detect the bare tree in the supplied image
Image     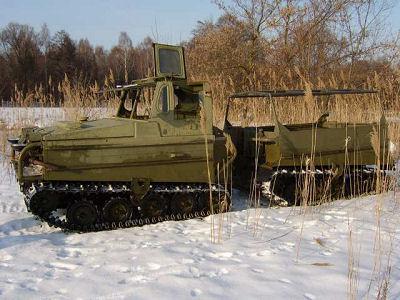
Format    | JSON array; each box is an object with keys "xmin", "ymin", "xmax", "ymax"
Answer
[
  {"xmin": 213, "ymin": 0, "xmax": 282, "ymax": 81},
  {"xmin": 39, "ymin": 23, "xmax": 50, "ymax": 89},
  {"xmin": 47, "ymin": 30, "xmax": 77, "ymax": 83},
  {"xmin": 133, "ymin": 36, "xmax": 154, "ymax": 78},
  {"xmin": 118, "ymin": 32, "xmax": 133, "ymax": 83},
  {"xmin": 338, "ymin": 0, "xmax": 397, "ymax": 67},
  {"xmin": 94, "ymin": 46, "xmax": 108, "ymax": 83},
  {"xmin": 189, "ymin": 0, "xmax": 399, "ymax": 84},
  {"xmin": 0, "ymin": 23, "xmax": 40, "ymax": 93},
  {"xmin": 76, "ymin": 38, "xmax": 96, "ymax": 84}
]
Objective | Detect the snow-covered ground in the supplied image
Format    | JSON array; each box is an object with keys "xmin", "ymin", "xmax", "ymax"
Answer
[
  {"xmin": 0, "ymin": 107, "xmax": 399, "ymax": 299},
  {"xmin": 0, "ymin": 161, "xmax": 399, "ymax": 300}
]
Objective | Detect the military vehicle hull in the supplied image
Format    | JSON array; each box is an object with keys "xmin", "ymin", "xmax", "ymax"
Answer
[
  {"xmin": 12, "ymin": 120, "xmax": 229, "ymax": 232},
  {"xmin": 16, "ymin": 118, "xmax": 217, "ymax": 182},
  {"xmin": 43, "ymin": 132, "xmax": 214, "ymax": 183},
  {"xmin": 227, "ymin": 91, "xmax": 393, "ymax": 205}
]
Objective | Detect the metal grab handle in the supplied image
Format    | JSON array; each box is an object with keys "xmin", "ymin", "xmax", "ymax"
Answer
[
  {"xmin": 17, "ymin": 142, "xmax": 41, "ymax": 181},
  {"xmin": 170, "ymin": 152, "xmax": 186, "ymax": 159}
]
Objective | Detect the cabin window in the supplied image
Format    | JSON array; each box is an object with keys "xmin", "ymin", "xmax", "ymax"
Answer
[
  {"xmin": 132, "ymin": 87, "xmax": 153, "ymax": 119},
  {"xmin": 158, "ymin": 86, "xmax": 169, "ymax": 113},
  {"xmin": 117, "ymin": 90, "xmax": 135, "ymax": 118},
  {"xmin": 124, "ymin": 97, "xmax": 133, "ymax": 112},
  {"xmin": 159, "ymin": 49, "xmax": 181, "ymax": 75},
  {"xmin": 173, "ymin": 86, "xmax": 199, "ymax": 118}
]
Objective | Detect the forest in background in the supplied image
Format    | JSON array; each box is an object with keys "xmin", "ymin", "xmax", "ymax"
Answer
[{"xmin": 0, "ymin": 0, "xmax": 399, "ymax": 109}]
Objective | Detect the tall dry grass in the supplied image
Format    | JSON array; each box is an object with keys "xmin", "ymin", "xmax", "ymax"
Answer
[
  {"xmin": 205, "ymin": 70, "xmax": 400, "ymax": 129},
  {"xmin": 0, "ymin": 75, "xmax": 119, "ymax": 154},
  {"xmin": 3, "ymin": 70, "xmax": 400, "ymax": 141}
]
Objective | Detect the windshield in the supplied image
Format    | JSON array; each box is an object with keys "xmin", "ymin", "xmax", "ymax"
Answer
[
  {"xmin": 159, "ymin": 48, "xmax": 181, "ymax": 75},
  {"xmin": 117, "ymin": 87, "xmax": 153, "ymax": 119}
]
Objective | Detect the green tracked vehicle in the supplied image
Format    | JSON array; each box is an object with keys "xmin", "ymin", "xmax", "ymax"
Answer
[
  {"xmin": 225, "ymin": 90, "xmax": 393, "ymax": 205},
  {"xmin": 9, "ymin": 43, "xmax": 393, "ymax": 231},
  {"xmin": 9, "ymin": 43, "xmax": 233, "ymax": 231}
]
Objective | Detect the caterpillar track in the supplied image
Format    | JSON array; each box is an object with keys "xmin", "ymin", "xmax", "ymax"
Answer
[
  {"xmin": 268, "ymin": 168, "xmax": 378, "ymax": 205},
  {"xmin": 24, "ymin": 182, "xmax": 230, "ymax": 232}
]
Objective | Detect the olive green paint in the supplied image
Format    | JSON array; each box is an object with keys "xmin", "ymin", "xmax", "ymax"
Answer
[{"xmin": 14, "ymin": 44, "xmax": 220, "ymax": 185}]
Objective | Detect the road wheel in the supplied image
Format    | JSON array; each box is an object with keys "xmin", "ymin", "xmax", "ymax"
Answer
[
  {"xmin": 170, "ymin": 193, "xmax": 194, "ymax": 215},
  {"xmin": 29, "ymin": 191, "xmax": 60, "ymax": 218},
  {"xmin": 67, "ymin": 201, "xmax": 98, "ymax": 227},
  {"xmin": 140, "ymin": 194, "xmax": 167, "ymax": 218},
  {"xmin": 103, "ymin": 198, "xmax": 132, "ymax": 223}
]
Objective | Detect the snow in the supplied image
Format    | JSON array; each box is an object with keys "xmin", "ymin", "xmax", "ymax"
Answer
[
  {"xmin": 0, "ymin": 106, "xmax": 399, "ymax": 299},
  {"xmin": 0, "ymin": 160, "xmax": 399, "ymax": 300},
  {"xmin": 0, "ymin": 107, "xmax": 112, "ymax": 129}
]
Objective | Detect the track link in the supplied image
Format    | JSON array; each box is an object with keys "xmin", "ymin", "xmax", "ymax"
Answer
[
  {"xmin": 25, "ymin": 182, "xmax": 230, "ymax": 232},
  {"xmin": 268, "ymin": 168, "xmax": 377, "ymax": 205}
]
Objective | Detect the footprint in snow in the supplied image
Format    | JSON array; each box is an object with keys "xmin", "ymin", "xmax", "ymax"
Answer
[
  {"xmin": 64, "ymin": 236, "xmax": 84, "ymax": 246},
  {"xmin": 205, "ymin": 269, "xmax": 228, "ymax": 278},
  {"xmin": 189, "ymin": 266, "xmax": 201, "ymax": 278},
  {"xmin": 0, "ymin": 203, "xmax": 21, "ymax": 214},
  {"xmin": 118, "ymin": 266, "xmax": 130, "ymax": 273},
  {"xmin": 91, "ymin": 264, "xmax": 101, "ymax": 269},
  {"xmin": 191, "ymin": 288, "xmax": 202, "ymax": 297},
  {"xmin": 44, "ymin": 269, "xmax": 57, "ymax": 278},
  {"xmin": 189, "ymin": 267, "xmax": 228, "ymax": 278},
  {"xmin": 217, "ymin": 268, "xmax": 229, "ymax": 276},
  {"xmin": 140, "ymin": 241, "xmax": 161, "ymax": 249},
  {"xmin": 279, "ymin": 278, "xmax": 292, "ymax": 284},
  {"xmin": 47, "ymin": 262, "xmax": 77, "ymax": 271},
  {"xmin": 119, "ymin": 275, "xmax": 150, "ymax": 284},
  {"xmin": 302, "ymin": 220, "xmax": 317, "ymax": 227},
  {"xmin": 321, "ymin": 251, "xmax": 332, "ymax": 256},
  {"xmin": 273, "ymin": 217, "xmax": 290, "ymax": 224},
  {"xmin": 335, "ymin": 216, "xmax": 355, "ymax": 221},
  {"xmin": 0, "ymin": 253, "xmax": 13, "ymax": 262},
  {"xmin": 57, "ymin": 248, "xmax": 82, "ymax": 258},
  {"xmin": 181, "ymin": 258, "xmax": 195, "ymax": 264},
  {"xmin": 264, "ymin": 224, "xmax": 276, "ymax": 229},
  {"xmin": 205, "ymin": 252, "xmax": 233, "ymax": 260},
  {"xmin": 333, "ymin": 210, "xmax": 347, "ymax": 215},
  {"xmin": 56, "ymin": 289, "xmax": 68, "ymax": 295},
  {"xmin": 252, "ymin": 250, "xmax": 271, "ymax": 257},
  {"xmin": 22, "ymin": 266, "xmax": 37, "ymax": 272},
  {"xmin": 304, "ymin": 293, "xmax": 316, "ymax": 300},
  {"xmin": 146, "ymin": 263, "xmax": 161, "ymax": 271},
  {"xmin": 277, "ymin": 242, "xmax": 295, "ymax": 252},
  {"xmin": 20, "ymin": 282, "xmax": 39, "ymax": 292},
  {"xmin": 252, "ymin": 268, "xmax": 264, "ymax": 273}
]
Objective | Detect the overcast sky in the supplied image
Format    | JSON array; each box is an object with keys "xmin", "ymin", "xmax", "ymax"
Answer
[{"xmin": 0, "ymin": 0, "xmax": 399, "ymax": 49}]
